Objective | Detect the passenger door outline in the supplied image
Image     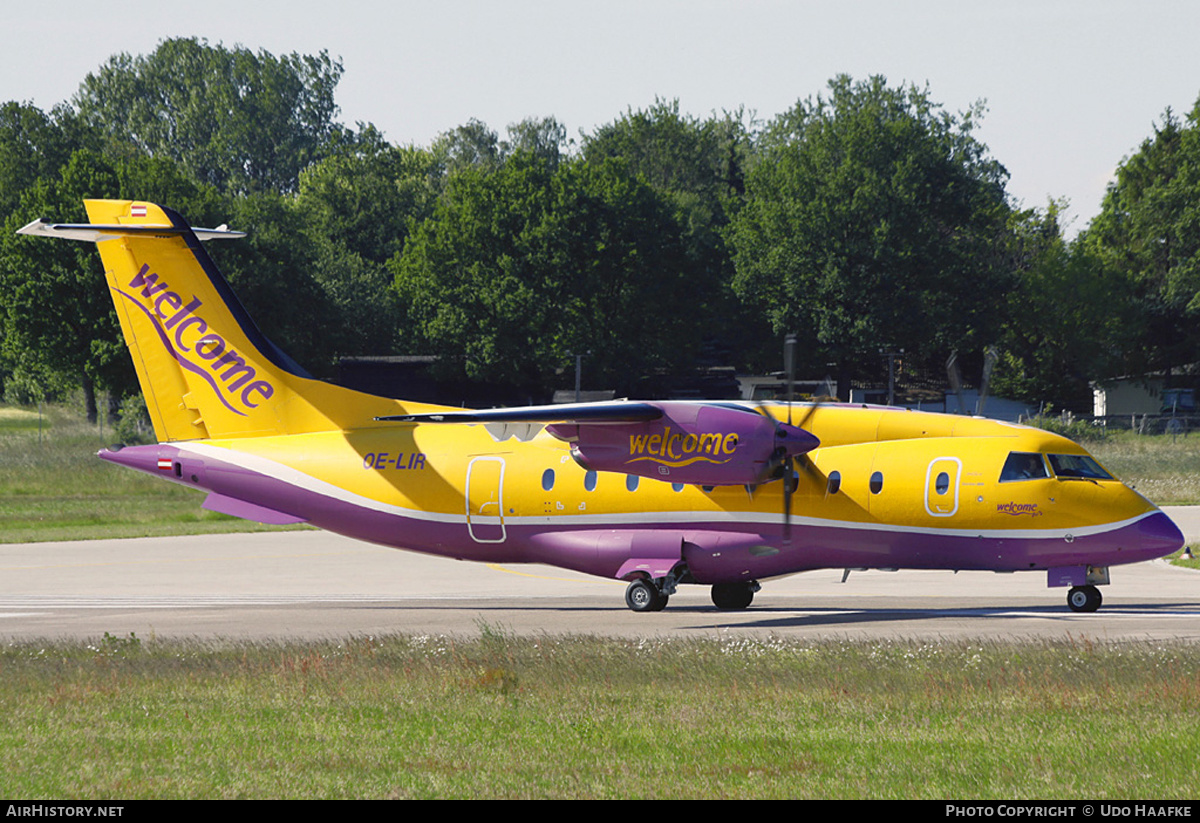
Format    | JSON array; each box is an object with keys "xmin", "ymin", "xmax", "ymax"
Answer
[{"xmin": 466, "ymin": 456, "xmax": 506, "ymax": 543}]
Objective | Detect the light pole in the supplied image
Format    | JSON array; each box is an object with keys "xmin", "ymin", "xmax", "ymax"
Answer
[
  {"xmin": 879, "ymin": 348, "xmax": 904, "ymax": 406},
  {"xmin": 570, "ymin": 351, "xmax": 591, "ymax": 403}
]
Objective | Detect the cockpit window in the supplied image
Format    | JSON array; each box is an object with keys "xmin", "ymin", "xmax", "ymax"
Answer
[
  {"xmin": 1000, "ymin": 452, "xmax": 1050, "ymax": 482},
  {"xmin": 1047, "ymin": 453, "xmax": 1114, "ymax": 480}
]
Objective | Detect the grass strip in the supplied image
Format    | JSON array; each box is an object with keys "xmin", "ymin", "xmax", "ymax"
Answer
[
  {"xmin": 0, "ymin": 406, "xmax": 307, "ymax": 543},
  {"xmin": 1, "ymin": 633, "xmax": 1198, "ymax": 799}
]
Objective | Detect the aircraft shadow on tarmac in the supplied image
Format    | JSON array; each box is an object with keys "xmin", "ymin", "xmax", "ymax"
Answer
[
  {"xmin": 348, "ymin": 599, "xmax": 1200, "ymax": 631},
  {"xmin": 677, "ymin": 601, "xmax": 1200, "ymax": 631}
]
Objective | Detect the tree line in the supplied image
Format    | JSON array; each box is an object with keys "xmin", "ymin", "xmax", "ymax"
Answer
[{"xmin": 1, "ymin": 37, "xmax": 1197, "ymax": 422}]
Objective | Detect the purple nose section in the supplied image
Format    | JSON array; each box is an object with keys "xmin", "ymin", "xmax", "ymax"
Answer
[{"xmin": 1139, "ymin": 510, "xmax": 1186, "ymax": 556}]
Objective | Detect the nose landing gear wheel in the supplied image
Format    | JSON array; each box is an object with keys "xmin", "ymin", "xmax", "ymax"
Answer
[
  {"xmin": 1067, "ymin": 585, "xmax": 1102, "ymax": 613},
  {"xmin": 711, "ymin": 581, "xmax": 755, "ymax": 610},
  {"xmin": 625, "ymin": 578, "xmax": 668, "ymax": 612}
]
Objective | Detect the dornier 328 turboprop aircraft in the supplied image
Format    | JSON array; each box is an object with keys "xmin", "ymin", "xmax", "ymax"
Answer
[{"xmin": 19, "ymin": 200, "xmax": 1185, "ymax": 613}]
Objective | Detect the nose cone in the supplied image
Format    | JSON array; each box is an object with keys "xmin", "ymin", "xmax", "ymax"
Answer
[{"xmin": 1139, "ymin": 510, "xmax": 1185, "ymax": 557}]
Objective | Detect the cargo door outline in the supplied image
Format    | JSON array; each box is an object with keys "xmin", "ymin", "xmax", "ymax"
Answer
[
  {"xmin": 466, "ymin": 456, "xmax": 506, "ymax": 543},
  {"xmin": 924, "ymin": 457, "xmax": 961, "ymax": 517}
]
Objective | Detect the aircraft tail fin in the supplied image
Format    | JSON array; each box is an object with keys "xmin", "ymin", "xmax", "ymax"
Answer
[{"xmin": 19, "ymin": 199, "xmax": 434, "ymax": 441}]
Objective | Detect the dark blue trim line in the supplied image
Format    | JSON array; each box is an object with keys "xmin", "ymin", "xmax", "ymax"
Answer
[{"xmin": 162, "ymin": 206, "xmax": 313, "ymax": 380}]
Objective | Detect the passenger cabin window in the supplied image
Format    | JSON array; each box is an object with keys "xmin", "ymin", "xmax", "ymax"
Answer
[
  {"xmin": 541, "ymin": 469, "xmax": 555, "ymax": 491},
  {"xmin": 1000, "ymin": 452, "xmax": 1049, "ymax": 482},
  {"xmin": 869, "ymin": 471, "xmax": 883, "ymax": 494},
  {"xmin": 826, "ymin": 471, "xmax": 841, "ymax": 495},
  {"xmin": 935, "ymin": 471, "xmax": 950, "ymax": 495},
  {"xmin": 626, "ymin": 474, "xmax": 639, "ymax": 492},
  {"xmin": 584, "ymin": 470, "xmax": 598, "ymax": 491},
  {"xmin": 1048, "ymin": 453, "xmax": 1113, "ymax": 481}
]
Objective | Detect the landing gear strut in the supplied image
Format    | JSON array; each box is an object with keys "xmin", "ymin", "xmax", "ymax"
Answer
[
  {"xmin": 625, "ymin": 578, "xmax": 668, "ymax": 612},
  {"xmin": 711, "ymin": 581, "xmax": 758, "ymax": 610},
  {"xmin": 1067, "ymin": 585, "xmax": 1103, "ymax": 613}
]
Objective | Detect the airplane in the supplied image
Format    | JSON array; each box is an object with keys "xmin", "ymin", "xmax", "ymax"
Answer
[{"xmin": 17, "ymin": 199, "xmax": 1185, "ymax": 614}]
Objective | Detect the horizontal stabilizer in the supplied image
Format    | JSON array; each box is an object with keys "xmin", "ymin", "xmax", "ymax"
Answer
[
  {"xmin": 17, "ymin": 218, "xmax": 245, "ymax": 243},
  {"xmin": 18, "ymin": 199, "xmax": 445, "ymax": 442},
  {"xmin": 202, "ymin": 492, "xmax": 307, "ymax": 525}
]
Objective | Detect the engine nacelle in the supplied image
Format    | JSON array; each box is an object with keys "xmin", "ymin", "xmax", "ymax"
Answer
[{"xmin": 545, "ymin": 402, "xmax": 818, "ymax": 486}]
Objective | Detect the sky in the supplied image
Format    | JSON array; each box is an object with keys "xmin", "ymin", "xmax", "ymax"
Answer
[{"xmin": 3, "ymin": 0, "xmax": 1199, "ymax": 234}]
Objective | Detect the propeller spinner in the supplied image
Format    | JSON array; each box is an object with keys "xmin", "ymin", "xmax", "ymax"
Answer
[{"xmin": 764, "ymin": 334, "xmax": 825, "ymax": 544}]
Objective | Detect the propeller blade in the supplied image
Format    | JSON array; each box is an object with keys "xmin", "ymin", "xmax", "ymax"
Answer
[
  {"xmin": 782, "ymin": 334, "xmax": 796, "ymax": 544},
  {"xmin": 784, "ymin": 334, "xmax": 796, "ymax": 427},
  {"xmin": 752, "ymin": 334, "xmax": 820, "ymax": 544},
  {"xmin": 793, "ymin": 396, "xmax": 821, "ymax": 431},
  {"xmin": 782, "ymin": 454, "xmax": 793, "ymax": 544}
]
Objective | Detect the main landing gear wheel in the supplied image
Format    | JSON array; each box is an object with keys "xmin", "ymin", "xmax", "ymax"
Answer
[
  {"xmin": 1067, "ymin": 585, "xmax": 1103, "ymax": 613},
  {"xmin": 711, "ymin": 581, "xmax": 755, "ymax": 610},
  {"xmin": 625, "ymin": 579, "xmax": 668, "ymax": 612}
]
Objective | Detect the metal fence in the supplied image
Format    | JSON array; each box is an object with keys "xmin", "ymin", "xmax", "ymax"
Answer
[{"xmin": 1021, "ymin": 412, "xmax": 1200, "ymax": 436}]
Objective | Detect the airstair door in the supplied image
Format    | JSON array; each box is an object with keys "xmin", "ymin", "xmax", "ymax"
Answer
[{"xmin": 466, "ymin": 456, "xmax": 506, "ymax": 543}]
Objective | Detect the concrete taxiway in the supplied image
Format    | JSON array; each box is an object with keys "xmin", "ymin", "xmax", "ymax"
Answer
[{"xmin": 1, "ymin": 507, "xmax": 1197, "ymax": 643}]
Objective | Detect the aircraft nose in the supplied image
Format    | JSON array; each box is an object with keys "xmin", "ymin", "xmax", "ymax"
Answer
[{"xmin": 1138, "ymin": 510, "xmax": 1185, "ymax": 556}]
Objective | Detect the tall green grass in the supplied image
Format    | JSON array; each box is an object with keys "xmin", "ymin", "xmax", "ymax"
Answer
[
  {"xmin": 1, "ymin": 633, "xmax": 1197, "ymax": 799},
  {"xmin": 1087, "ymin": 431, "xmax": 1200, "ymax": 505},
  {"xmin": 0, "ymin": 406, "xmax": 51, "ymax": 433},
  {"xmin": 0, "ymin": 405, "xmax": 306, "ymax": 543}
]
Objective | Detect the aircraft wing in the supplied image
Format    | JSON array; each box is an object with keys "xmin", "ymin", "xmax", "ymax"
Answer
[
  {"xmin": 381, "ymin": 400, "xmax": 817, "ymax": 486},
  {"xmin": 376, "ymin": 401, "xmax": 663, "ymax": 425}
]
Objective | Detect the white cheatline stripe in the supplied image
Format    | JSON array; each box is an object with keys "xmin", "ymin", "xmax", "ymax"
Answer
[
  {"xmin": 183, "ymin": 442, "xmax": 460, "ymax": 525},
  {"xmin": 179, "ymin": 442, "xmax": 1157, "ymax": 542}
]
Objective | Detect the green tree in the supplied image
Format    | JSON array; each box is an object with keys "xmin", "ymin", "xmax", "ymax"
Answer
[
  {"xmin": 210, "ymin": 192, "xmax": 332, "ymax": 374},
  {"xmin": 296, "ymin": 138, "xmax": 444, "ymax": 264},
  {"xmin": 292, "ymin": 140, "xmax": 448, "ymax": 357},
  {"xmin": 436, "ymin": 118, "xmax": 503, "ymax": 175},
  {"xmin": 1, "ymin": 151, "xmax": 127, "ymax": 421},
  {"xmin": 0, "ymin": 150, "xmax": 227, "ymax": 421},
  {"xmin": 584, "ymin": 99, "xmax": 746, "ymax": 199},
  {"xmin": 0, "ymin": 102, "xmax": 92, "ymax": 220},
  {"xmin": 726, "ymin": 75, "xmax": 1013, "ymax": 396},
  {"xmin": 392, "ymin": 152, "xmax": 696, "ymax": 396},
  {"xmin": 435, "ymin": 116, "xmax": 570, "ymax": 176},
  {"xmin": 1084, "ymin": 102, "xmax": 1200, "ymax": 376},
  {"xmin": 74, "ymin": 38, "xmax": 358, "ymax": 196},
  {"xmin": 583, "ymin": 100, "xmax": 755, "ymax": 367},
  {"xmin": 503, "ymin": 116, "xmax": 569, "ymax": 170},
  {"xmin": 992, "ymin": 204, "xmax": 1133, "ymax": 411}
]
